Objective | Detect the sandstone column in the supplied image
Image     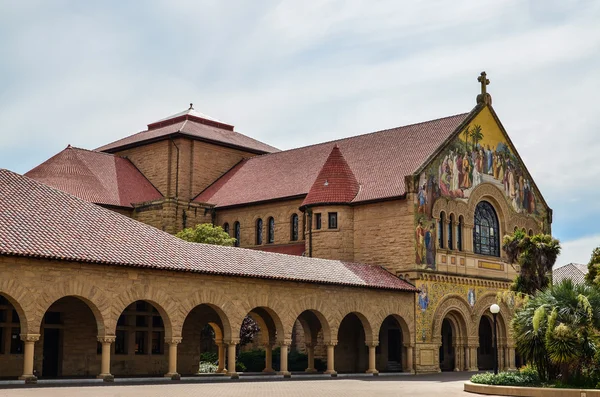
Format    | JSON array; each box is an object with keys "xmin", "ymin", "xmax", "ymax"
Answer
[
  {"xmin": 263, "ymin": 343, "xmax": 274, "ymax": 373},
  {"xmin": 97, "ymin": 336, "xmax": 116, "ymax": 382},
  {"xmin": 508, "ymin": 345, "xmax": 516, "ymax": 370},
  {"xmin": 324, "ymin": 342, "xmax": 337, "ymax": 376},
  {"xmin": 406, "ymin": 345, "xmax": 414, "ymax": 373},
  {"xmin": 226, "ymin": 341, "xmax": 239, "ymax": 379},
  {"xmin": 278, "ymin": 342, "xmax": 291, "ymax": 378},
  {"xmin": 19, "ymin": 334, "xmax": 40, "ymax": 384},
  {"xmin": 366, "ymin": 342, "xmax": 379, "ymax": 375},
  {"xmin": 164, "ymin": 337, "xmax": 182, "ymax": 380},
  {"xmin": 305, "ymin": 343, "xmax": 317, "ymax": 373},
  {"xmin": 216, "ymin": 339, "xmax": 226, "ymax": 373},
  {"xmin": 468, "ymin": 345, "xmax": 479, "ymax": 371}
]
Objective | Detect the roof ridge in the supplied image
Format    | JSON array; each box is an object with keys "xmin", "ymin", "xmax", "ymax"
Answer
[
  {"xmin": 67, "ymin": 145, "xmax": 119, "ymax": 158},
  {"xmin": 242, "ymin": 112, "xmax": 471, "ymax": 162}
]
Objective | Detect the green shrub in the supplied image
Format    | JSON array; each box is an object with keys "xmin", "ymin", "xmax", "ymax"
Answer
[
  {"xmin": 236, "ymin": 361, "xmax": 246, "ymax": 372},
  {"xmin": 199, "ymin": 351, "xmax": 218, "ymax": 363},
  {"xmin": 237, "ymin": 348, "xmax": 327, "ymax": 372},
  {"xmin": 238, "ymin": 349, "xmax": 266, "ymax": 372},
  {"xmin": 470, "ymin": 369, "xmax": 540, "ymax": 387}
]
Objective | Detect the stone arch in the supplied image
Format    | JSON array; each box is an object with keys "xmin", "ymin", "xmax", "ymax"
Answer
[
  {"xmin": 286, "ymin": 296, "xmax": 333, "ymax": 343},
  {"xmin": 472, "ymin": 293, "xmax": 512, "ymax": 341},
  {"xmin": 176, "ymin": 289, "xmax": 235, "ymax": 341},
  {"xmin": 431, "ymin": 294, "xmax": 472, "ymax": 344},
  {"xmin": 331, "ymin": 300, "xmax": 375, "ymax": 344},
  {"xmin": 0, "ymin": 278, "xmax": 34, "ymax": 335},
  {"xmin": 466, "ymin": 183, "xmax": 511, "ymax": 237},
  {"xmin": 33, "ymin": 280, "xmax": 110, "ymax": 336},
  {"xmin": 112, "ymin": 285, "xmax": 177, "ymax": 339},
  {"xmin": 233, "ymin": 296, "xmax": 288, "ymax": 344}
]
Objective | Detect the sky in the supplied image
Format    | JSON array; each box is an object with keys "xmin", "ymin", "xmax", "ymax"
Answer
[{"xmin": 1, "ymin": 0, "xmax": 599, "ymax": 267}]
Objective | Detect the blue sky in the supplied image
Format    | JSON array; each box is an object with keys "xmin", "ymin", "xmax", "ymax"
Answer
[{"xmin": 1, "ymin": 0, "xmax": 599, "ymax": 267}]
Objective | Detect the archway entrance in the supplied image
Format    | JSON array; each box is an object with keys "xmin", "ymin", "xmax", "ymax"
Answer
[
  {"xmin": 237, "ymin": 307, "xmax": 282, "ymax": 374},
  {"xmin": 291, "ymin": 310, "xmax": 329, "ymax": 373},
  {"xmin": 439, "ymin": 318, "xmax": 454, "ymax": 371},
  {"xmin": 38, "ymin": 296, "xmax": 100, "ymax": 378},
  {"xmin": 378, "ymin": 316, "xmax": 405, "ymax": 372},
  {"xmin": 0, "ymin": 294, "xmax": 24, "ymax": 379},
  {"xmin": 112, "ymin": 300, "xmax": 168, "ymax": 376},
  {"xmin": 335, "ymin": 313, "xmax": 368, "ymax": 373},
  {"xmin": 179, "ymin": 304, "xmax": 227, "ymax": 375},
  {"xmin": 478, "ymin": 316, "xmax": 494, "ymax": 370}
]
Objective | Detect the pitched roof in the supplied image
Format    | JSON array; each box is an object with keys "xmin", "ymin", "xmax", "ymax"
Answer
[
  {"xmin": 553, "ymin": 263, "xmax": 588, "ymax": 285},
  {"xmin": 301, "ymin": 145, "xmax": 359, "ymax": 208},
  {"xmin": 0, "ymin": 169, "xmax": 416, "ymax": 292},
  {"xmin": 195, "ymin": 112, "xmax": 470, "ymax": 207},
  {"xmin": 96, "ymin": 106, "xmax": 279, "ymax": 154},
  {"xmin": 25, "ymin": 146, "xmax": 162, "ymax": 208}
]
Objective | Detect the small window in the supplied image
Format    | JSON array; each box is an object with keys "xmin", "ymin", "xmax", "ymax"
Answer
[
  {"xmin": 115, "ymin": 330, "xmax": 127, "ymax": 354},
  {"xmin": 267, "ymin": 217, "xmax": 275, "ymax": 244},
  {"xmin": 315, "ymin": 213, "xmax": 322, "ymax": 230},
  {"xmin": 234, "ymin": 221, "xmax": 241, "ymax": 247},
  {"xmin": 135, "ymin": 331, "xmax": 146, "ymax": 354},
  {"xmin": 528, "ymin": 229, "xmax": 534, "ymax": 237},
  {"xmin": 328, "ymin": 212, "xmax": 338, "ymax": 229},
  {"xmin": 223, "ymin": 222, "xmax": 229, "ymax": 235},
  {"xmin": 438, "ymin": 212, "xmax": 445, "ymax": 249},
  {"xmin": 448, "ymin": 214, "xmax": 454, "ymax": 250},
  {"xmin": 457, "ymin": 216, "xmax": 463, "ymax": 251},
  {"xmin": 291, "ymin": 214, "xmax": 299, "ymax": 241},
  {"xmin": 256, "ymin": 218, "xmax": 263, "ymax": 245}
]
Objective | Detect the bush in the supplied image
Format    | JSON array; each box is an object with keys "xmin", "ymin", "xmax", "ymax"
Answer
[
  {"xmin": 237, "ymin": 348, "xmax": 327, "ymax": 373},
  {"xmin": 470, "ymin": 367, "xmax": 540, "ymax": 387},
  {"xmin": 236, "ymin": 361, "xmax": 246, "ymax": 372},
  {"xmin": 199, "ymin": 351, "xmax": 218, "ymax": 364},
  {"xmin": 198, "ymin": 361, "xmax": 218, "ymax": 373}
]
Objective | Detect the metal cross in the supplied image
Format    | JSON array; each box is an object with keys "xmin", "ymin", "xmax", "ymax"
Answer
[{"xmin": 478, "ymin": 72, "xmax": 490, "ymax": 95}]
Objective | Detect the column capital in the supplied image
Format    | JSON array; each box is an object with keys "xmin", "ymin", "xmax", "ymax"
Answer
[
  {"xmin": 20, "ymin": 334, "xmax": 40, "ymax": 342},
  {"xmin": 366, "ymin": 341, "xmax": 379, "ymax": 348},
  {"xmin": 225, "ymin": 338, "xmax": 240, "ymax": 346},
  {"xmin": 278, "ymin": 340, "xmax": 292, "ymax": 348},
  {"xmin": 97, "ymin": 336, "xmax": 116, "ymax": 344},
  {"xmin": 164, "ymin": 337, "xmax": 182, "ymax": 345},
  {"xmin": 325, "ymin": 341, "xmax": 337, "ymax": 347}
]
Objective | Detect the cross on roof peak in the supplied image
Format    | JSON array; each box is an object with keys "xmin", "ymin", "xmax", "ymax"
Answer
[{"xmin": 476, "ymin": 71, "xmax": 492, "ymax": 106}]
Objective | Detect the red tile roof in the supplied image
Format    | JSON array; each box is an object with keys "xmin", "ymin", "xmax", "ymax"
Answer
[
  {"xmin": 254, "ymin": 243, "xmax": 306, "ymax": 256},
  {"xmin": 553, "ymin": 263, "xmax": 588, "ymax": 285},
  {"xmin": 25, "ymin": 146, "xmax": 162, "ymax": 208},
  {"xmin": 96, "ymin": 108, "xmax": 279, "ymax": 154},
  {"xmin": 301, "ymin": 145, "xmax": 359, "ymax": 208},
  {"xmin": 195, "ymin": 113, "xmax": 471, "ymax": 207},
  {"xmin": 0, "ymin": 169, "xmax": 416, "ymax": 292}
]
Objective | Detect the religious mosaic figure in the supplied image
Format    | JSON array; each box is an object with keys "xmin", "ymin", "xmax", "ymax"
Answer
[
  {"xmin": 468, "ymin": 288, "xmax": 476, "ymax": 307},
  {"xmin": 418, "ymin": 286, "xmax": 429, "ymax": 312}
]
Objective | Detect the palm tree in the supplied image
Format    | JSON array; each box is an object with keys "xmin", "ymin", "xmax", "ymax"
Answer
[
  {"xmin": 463, "ymin": 126, "xmax": 470, "ymax": 152},
  {"xmin": 470, "ymin": 124, "xmax": 484, "ymax": 150},
  {"xmin": 512, "ymin": 280, "xmax": 600, "ymax": 383}
]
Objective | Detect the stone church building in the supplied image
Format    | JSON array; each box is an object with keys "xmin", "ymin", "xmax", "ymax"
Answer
[{"xmin": 0, "ymin": 73, "xmax": 551, "ymax": 382}]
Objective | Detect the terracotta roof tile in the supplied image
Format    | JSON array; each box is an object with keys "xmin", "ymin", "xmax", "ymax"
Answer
[
  {"xmin": 25, "ymin": 146, "xmax": 162, "ymax": 208},
  {"xmin": 302, "ymin": 145, "xmax": 359, "ymax": 207},
  {"xmin": 195, "ymin": 113, "xmax": 470, "ymax": 207},
  {"xmin": 553, "ymin": 263, "xmax": 588, "ymax": 285},
  {"xmin": 96, "ymin": 109, "xmax": 279, "ymax": 154},
  {"xmin": 0, "ymin": 169, "xmax": 416, "ymax": 292}
]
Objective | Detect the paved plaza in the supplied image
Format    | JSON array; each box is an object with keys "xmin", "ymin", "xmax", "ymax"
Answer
[{"xmin": 0, "ymin": 373, "xmax": 482, "ymax": 397}]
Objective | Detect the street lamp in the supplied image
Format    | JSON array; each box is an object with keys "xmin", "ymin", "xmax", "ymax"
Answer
[{"xmin": 490, "ymin": 303, "xmax": 500, "ymax": 375}]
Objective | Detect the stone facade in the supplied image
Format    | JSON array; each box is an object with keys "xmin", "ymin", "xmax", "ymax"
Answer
[{"xmin": 0, "ymin": 256, "xmax": 415, "ymax": 380}]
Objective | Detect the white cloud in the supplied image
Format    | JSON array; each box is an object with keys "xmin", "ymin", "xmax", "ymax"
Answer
[{"xmin": 555, "ymin": 234, "xmax": 600, "ymax": 268}]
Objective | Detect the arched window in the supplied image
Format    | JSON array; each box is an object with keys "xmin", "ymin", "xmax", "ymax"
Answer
[
  {"xmin": 457, "ymin": 216, "xmax": 463, "ymax": 251},
  {"xmin": 448, "ymin": 214, "xmax": 454, "ymax": 250},
  {"xmin": 234, "ymin": 222, "xmax": 240, "ymax": 247},
  {"xmin": 528, "ymin": 229, "xmax": 534, "ymax": 237},
  {"xmin": 291, "ymin": 214, "xmax": 299, "ymax": 241},
  {"xmin": 473, "ymin": 201, "xmax": 500, "ymax": 257},
  {"xmin": 223, "ymin": 222, "xmax": 229, "ymax": 235},
  {"xmin": 438, "ymin": 212, "xmax": 445, "ymax": 249},
  {"xmin": 267, "ymin": 217, "xmax": 275, "ymax": 244},
  {"xmin": 256, "ymin": 218, "xmax": 263, "ymax": 245}
]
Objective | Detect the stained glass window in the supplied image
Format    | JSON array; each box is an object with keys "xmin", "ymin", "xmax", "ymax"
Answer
[
  {"xmin": 438, "ymin": 212, "xmax": 445, "ymax": 249},
  {"xmin": 473, "ymin": 201, "xmax": 500, "ymax": 257},
  {"xmin": 267, "ymin": 217, "xmax": 275, "ymax": 244},
  {"xmin": 291, "ymin": 214, "xmax": 299, "ymax": 241},
  {"xmin": 256, "ymin": 218, "xmax": 263, "ymax": 245}
]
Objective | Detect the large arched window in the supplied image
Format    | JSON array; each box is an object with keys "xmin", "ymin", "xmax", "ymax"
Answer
[
  {"xmin": 473, "ymin": 201, "xmax": 500, "ymax": 257},
  {"xmin": 291, "ymin": 214, "xmax": 299, "ymax": 241},
  {"xmin": 234, "ymin": 221, "xmax": 240, "ymax": 247},
  {"xmin": 256, "ymin": 218, "xmax": 263, "ymax": 245},
  {"xmin": 267, "ymin": 217, "xmax": 275, "ymax": 244}
]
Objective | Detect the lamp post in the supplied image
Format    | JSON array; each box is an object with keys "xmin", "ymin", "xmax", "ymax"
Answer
[{"xmin": 490, "ymin": 303, "xmax": 500, "ymax": 375}]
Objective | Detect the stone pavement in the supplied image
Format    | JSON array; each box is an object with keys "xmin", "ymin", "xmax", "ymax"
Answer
[{"xmin": 0, "ymin": 372, "xmax": 485, "ymax": 397}]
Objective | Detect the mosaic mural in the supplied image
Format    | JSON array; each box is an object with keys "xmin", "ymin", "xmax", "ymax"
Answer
[{"xmin": 414, "ymin": 107, "xmax": 547, "ymax": 269}]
